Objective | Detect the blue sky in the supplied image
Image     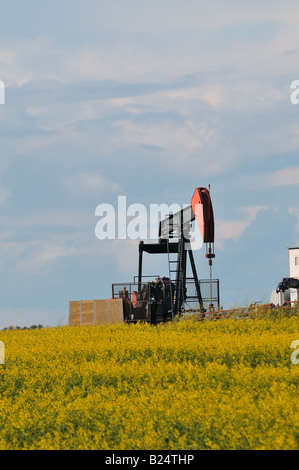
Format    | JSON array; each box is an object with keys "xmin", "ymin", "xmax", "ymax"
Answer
[{"xmin": 0, "ymin": 1, "xmax": 299, "ymax": 328}]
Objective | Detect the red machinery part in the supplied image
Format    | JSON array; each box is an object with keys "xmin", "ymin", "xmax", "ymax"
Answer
[
  {"xmin": 191, "ymin": 187, "xmax": 215, "ymax": 244},
  {"xmin": 132, "ymin": 291, "xmax": 137, "ymax": 307}
]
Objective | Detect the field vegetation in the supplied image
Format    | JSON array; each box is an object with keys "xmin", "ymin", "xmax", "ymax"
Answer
[{"xmin": 0, "ymin": 306, "xmax": 298, "ymax": 450}]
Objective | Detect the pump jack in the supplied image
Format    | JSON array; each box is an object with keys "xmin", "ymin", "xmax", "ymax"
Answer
[{"xmin": 112, "ymin": 187, "xmax": 220, "ymax": 323}]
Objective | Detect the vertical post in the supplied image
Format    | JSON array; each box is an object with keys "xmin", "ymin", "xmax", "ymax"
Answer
[
  {"xmin": 182, "ymin": 238, "xmax": 187, "ymax": 302},
  {"xmin": 178, "ymin": 237, "xmax": 186, "ymax": 312},
  {"xmin": 107, "ymin": 299, "xmax": 110, "ymax": 323},
  {"xmin": 209, "ymin": 258, "xmax": 213, "ymax": 307},
  {"xmin": 166, "ymin": 239, "xmax": 174, "ymax": 317},
  {"xmin": 0, "ymin": 341, "xmax": 4, "ymax": 365},
  {"xmin": 138, "ymin": 241, "xmax": 144, "ymax": 295},
  {"xmin": 188, "ymin": 249, "xmax": 204, "ymax": 312},
  {"xmin": 278, "ymin": 291, "xmax": 284, "ymax": 306},
  {"xmin": 148, "ymin": 282, "xmax": 152, "ymax": 324},
  {"xmin": 80, "ymin": 300, "xmax": 82, "ymax": 326},
  {"xmin": 120, "ymin": 299, "xmax": 123, "ymax": 324},
  {"xmin": 174, "ymin": 211, "xmax": 185, "ymax": 314},
  {"xmin": 174, "ymin": 238, "xmax": 182, "ymax": 314}
]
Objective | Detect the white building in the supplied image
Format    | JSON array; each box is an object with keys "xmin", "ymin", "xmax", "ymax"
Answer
[
  {"xmin": 289, "ymin": 247, "xmax": 299, "ymax": 279},
  {"xmin": 288, "ymin": 247, "xmax": 299, "ymax": 303},
  {"xmin": 270, "ymin": 247, "xmax": 299, "ymax": 306}
]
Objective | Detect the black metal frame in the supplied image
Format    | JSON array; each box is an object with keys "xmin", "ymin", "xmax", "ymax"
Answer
[
  {"xmin": 112, "ymin": 281, "xmax": 153, "ymax": 322},
  {"xmin": 137, "ymin": 204, "xmax": 206, "ymax": 315},
  {"xmin": 111, "ymin": 202, "xmax": 219, "ymax": 323},
  {"xmin": 111, "ymin": 278, "xmax": 220, "ymax": 322}
]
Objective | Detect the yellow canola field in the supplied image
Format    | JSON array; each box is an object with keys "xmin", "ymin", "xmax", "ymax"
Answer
[{"xmin": 0, "ymin": 316, "xmax": 298, "ymax": 450}]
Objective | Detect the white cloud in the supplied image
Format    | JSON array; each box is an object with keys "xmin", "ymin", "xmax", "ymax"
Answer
[
  {"xmin": 173, "ymin": 87, "xmax": 226, "ymax": 108},
  {"xmin": 26, "ymin": 99, "xmax": 105, "ymax": 132},
  {"xmin": 0, "ymin": 232, "xmax": 80, "ymax": 272},
  {"xmin": 1, "ymin": 209, "xmax": 91, "ymax": 229},
  {"xmin": 103, "ymin": 239, "xmax": 138, "ymax": 272},
  {"xmin": 111, "ymin": 119, "xmax": 218, "ymax": 172},
  {"xmin": 216, "ymin": 205, "xmax": 268, "ymax": 248},
  {"xmin": 288, "ymin": 207, "xmax": 299, "ymax": 236},
  {"xmin": 111, "ymin": 85, "xmax": 227, "ymax": 111},
  {"xmin": 64, "ymin": 173, "xmax": 122, "ymax": 196},
  {"xmin": 266, "ymin": 166, "xmax": 299, "ymax": 187},
  {"xmin": 0, "ymin": 183, "xmax": 11, "ymax": 205},
  {"xmin": 1, "ymin": 3, "xmax": 299, "ymax": 86}
]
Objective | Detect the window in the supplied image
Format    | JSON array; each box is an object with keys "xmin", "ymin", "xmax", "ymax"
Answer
[{"xmin": 295, "ymin": 257, "xmax": 299, "ymax": 266}]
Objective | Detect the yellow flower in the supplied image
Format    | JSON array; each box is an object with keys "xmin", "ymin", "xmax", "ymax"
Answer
[{"xmin": 0, "ymin": 316, "xmax": 298, "ymax": 449}]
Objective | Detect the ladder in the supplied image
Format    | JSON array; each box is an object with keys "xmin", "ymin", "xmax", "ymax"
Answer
[
  {"xmin": 166, "ymin": 239, "xmax": 176, "ymax": 318},
  {"xmin": 167, "ymin": 238, "xmax": 185, "ymax": 317}
]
